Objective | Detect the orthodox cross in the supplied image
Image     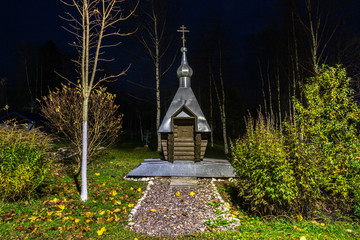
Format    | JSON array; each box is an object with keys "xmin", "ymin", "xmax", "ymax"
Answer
[{"xmin": 177, "ymin": 25, "xmax": 190, "ymax": 48}]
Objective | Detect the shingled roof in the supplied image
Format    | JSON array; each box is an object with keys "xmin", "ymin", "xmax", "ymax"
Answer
[{"xmin": 158, "ymin": 47, "xmax": 210, "ymax": 133}]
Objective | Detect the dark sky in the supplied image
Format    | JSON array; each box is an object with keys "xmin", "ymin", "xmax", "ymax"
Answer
[{"xmin": 0, "ymin": 0, "xmax": 277, "ymax": 81}]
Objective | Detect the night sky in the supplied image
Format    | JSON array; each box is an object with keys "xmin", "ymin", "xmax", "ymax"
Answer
[
  {"xmin": 2, "ymin": 0, "xmax": 360, "ymax": 137},
  {"xmin": 0, "ymin": 0, "xmax": 277, "ymax": 84}
]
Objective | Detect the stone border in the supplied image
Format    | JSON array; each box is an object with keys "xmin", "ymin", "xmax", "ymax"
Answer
[
  {"xmin": 209, "ymin": 178, "xmax": 240, "ymax": 231},
  {"xmin": 124, "ymin": 177, "xmax": 154, "ymax": 225}
]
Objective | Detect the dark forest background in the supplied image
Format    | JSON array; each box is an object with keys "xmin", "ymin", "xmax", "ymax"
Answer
[{"xmin": 2, "ymin": 0, "xmax": 360, "ymax": 147}]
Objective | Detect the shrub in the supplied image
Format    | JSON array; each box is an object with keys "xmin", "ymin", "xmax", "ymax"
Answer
[
  {"xmin": 0, "ymin": 126, "xmax": 53, "ymax": 201},
  {"xmin": 231, "ymin": 66, "xmax": 360, "ymax": 217},
  {"xmin": 231, "ymin": 114, "xmax": 297, "ymax": 215},
  {"xmin": 39, "ymin": 84, "xmax": 123, "ymax": 170},
  {"xmin": 284, "ymin": 123, "xmax": 322, "ymax": 215},
  {"xmin": 293, "ymin": 65, "xmax": 360, "ymax": 213}
]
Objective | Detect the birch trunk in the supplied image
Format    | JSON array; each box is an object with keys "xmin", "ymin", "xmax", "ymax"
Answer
[
  {"xmin": 276, "ymin": 59, "xmax": 282, "ymax": 131},
  {"xmin": 213, "ymin": 47, "xmax": 228, "ymax": 155},
  {"xmin": 258, "ymin": 58, "xmax": 268, "ymax": 115},
  {"xmin": 219, "ymin": 72, "xmax": 228, "ymax": 155},
  {"xmin": 80, "ymin": 0, "xmax": 89, "ymax": 202},
  {"xmin": 155, "ymin": 25, "xmax": 161, "ymax": 152},
  {"xmin": 80, "ymin": 95, "xmax": 89, "ymax": 202},
  {"xmin": 209, "ymin": 65, "xmax": 214, "ymax": 148},
  {"xmin": 266, "ymin": 60, "xmax": 274, "ymax": 120}
]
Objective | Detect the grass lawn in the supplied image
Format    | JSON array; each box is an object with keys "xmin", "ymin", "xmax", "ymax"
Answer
[{"xmin": 0, "ymin": 142, "xmax": 359, "ymax": 239}]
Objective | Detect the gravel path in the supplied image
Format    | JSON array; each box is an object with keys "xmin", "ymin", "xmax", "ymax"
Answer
[{"xmin": 126, "ymin": 178, "xmax": 239, "ymax": 237}]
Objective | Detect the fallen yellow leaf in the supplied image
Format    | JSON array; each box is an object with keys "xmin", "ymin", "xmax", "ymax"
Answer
[
  {"xmin": 293, "ymin": 225, "xmax": 302, "ymax": 231},
  {"xmin": 137, "ymin": 188, "xmax": 142, "ymax": 193},
  {"xmin": 150, "ymin": 209, "xmax": 156, "ymax": 212},
  {"xmin": 50, "ymin": 197, "xmax": 60, "ymax": 203},
  {"xmin": 85, "ymin": 212, "xmax": 93, "ymax": 217},
  {"xmin": 97, "ymin": 227, "xmax": 106, "ymax": 236},
  {"xmin": 55, "ymin": 211, "xmax": 63, "ymax": 217},
  {"xmin": 46, "ymin": 211, "xmax": 53, "ymax": 216},
  {"xmin": 175, "ymin": 191, "xmax": 181, "ymax": 197},
  {"xmin": 189, "ymin": 192, "xmax": 195, "ymax": 196},
  {"xmin": 57, "ymin": 205, "xmax": 65, "ymax": 210},
  {"xmin": 128, "ymin": 203, "xmax": 134, "ymax": 208},
  {"xmin": 99, "ymin": 210, "xmax": 106, "ymax": 215},
  {"xmin": 95, "ymin": 173, "xmax": 100, "ymax": 176},
  {"xmin": 113, "ymin": 200, "xmax": 122, "ymax": 205},
  {"xmin": 346, "ymin": 229, "xmax": 352, "ymax": 233},
  {"xmin": 111, "ymin": 190, "xmax": 117, "ymax": 196},
  {"xmin": 311, "ymin": 220, "xmax": 319, "ymax": 225},
  {"xmin": 300, "ymin": 236, "xmax": 306, "ymax": 240},
  {"xmin": 81, "ymin": 225, "xmax": 91, "ymax": 232},
  {"xmin": 74, "ymin": 218, "xmax": 80, "ymax": 223},
  {"xmin": 28, "ymin": 216, "xmax": 38, "ymax": 222},
  {"xmin": 113, "ymin": 208, "xmax": 121, "ymax": 213}
]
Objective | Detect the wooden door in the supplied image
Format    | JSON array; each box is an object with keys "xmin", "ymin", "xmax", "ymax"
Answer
[{"xmin": 173, "ymin": 118, "xmax": 195, "ymax": 160}]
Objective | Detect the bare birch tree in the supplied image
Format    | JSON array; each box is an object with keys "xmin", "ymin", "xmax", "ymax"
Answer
[
  {"xmin": 60, "ymin": 0, "xmax": 137, "ymax": 202},
  {"xmin": 296, "ymin": 0, "xmax": 338, "ymax": 75},
  {"xmin": 134, "ymin": 0, "xmax": 177, "ymax": 152},
  {"xmin": 213, "ymin": 46, "xmax": 229, "ymax": 155}
]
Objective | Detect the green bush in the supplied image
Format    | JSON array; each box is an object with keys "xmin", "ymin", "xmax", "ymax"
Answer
[
  {"xmin": 0, "ymin": 126, "xmax": 53, "ymax": 201},
  {"xmin": 231, "ymin": 114, "xmax": 297, "ymax": 215},
  {"xmin": 284, "ymin": 124, "xmax": 322, "ymax": 215},
  {"xmin": 293, "ymin": 65, "xmax": 360, "ymax": 213},
  {"xmin": 231, "ymin": 66, "xmax": 360, "ymax": 217}
]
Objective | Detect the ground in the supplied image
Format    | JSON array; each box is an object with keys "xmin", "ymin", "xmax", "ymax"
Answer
[{"xmin": 0, "ymin": 143, "xmax": 359, "ymax": 239}]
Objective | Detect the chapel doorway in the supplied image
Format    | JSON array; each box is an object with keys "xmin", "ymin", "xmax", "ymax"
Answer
[{"xmin": 173, "ymin": 118, "xmax": 195, "ymax": 160}]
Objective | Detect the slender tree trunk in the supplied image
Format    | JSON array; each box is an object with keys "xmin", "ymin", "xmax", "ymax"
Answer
[
  {"xmin": 214, "ymin": 46, "xmax": 228, "ymax": 155},
  {"xmin": 138, "ymin": 111, "xmax": 144, "ymax": 141},
  {"xmin": 156, "ymin": 52, "xmax": 161, "ymax": 152},
  {"xmin": 276, "ymin": 59, "xmax": 282, "ymax": 131},
  {"xmin": 25, "ymin": 58, "xmax": 34, "ymax": 113},
  {"xmin": 81, "ymin": 95, "xmax": 89, "ymax": 202},
  {"xmin": 208, "ymin": 62, "xmax": 214, "ymax": 147},
  {"xmin": 219, "ymin": 75, "xmax": 228, "ymax": 155},
  {"xmin": 266, "ymin": 60, "xmax": 274, "ymax": 120},
  {"xmin": 153, "ymin": 10, "xmax": 162, "ymax": 152},
  {"xmin": 258, "ymin": 58, "xmax": 268, "ymax": 116},
  {"xmin": 81, "ymin": 0, "xmax": 89, "ymax": 202}
]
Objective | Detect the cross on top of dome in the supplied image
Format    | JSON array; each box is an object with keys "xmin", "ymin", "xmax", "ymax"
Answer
[{"xmin": 177, "ymin": 25, "xmax": 189, "ymax": 48}]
